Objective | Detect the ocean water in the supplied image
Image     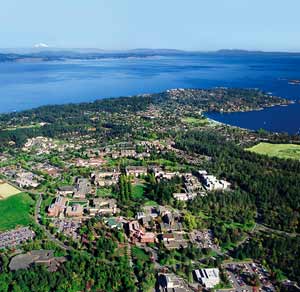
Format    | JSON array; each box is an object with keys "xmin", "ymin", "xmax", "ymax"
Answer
[
  {"xmin": 206, "ymin": 104, "xmax": 300, "ymax": 134},
  {"xmin": 0, "ymin": 53, "xmax": 300, "ymax": 133}
]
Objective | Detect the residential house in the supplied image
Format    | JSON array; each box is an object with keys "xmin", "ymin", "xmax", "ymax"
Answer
[
  {"xmin": 111, "ymin": 149, "xmax": 136, "ymax": 159},
  {"xmin": 75, "ymin": 157, "xmax": 105, "ymax": 167},
  {"xmin": 126, "ymin": 166, "xmax": 148, "ymax": 177}
]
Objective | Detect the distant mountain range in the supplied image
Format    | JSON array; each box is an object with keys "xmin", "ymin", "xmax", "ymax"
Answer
[
  {"xmin": 0, "ymin": 48, "xmax": 188, "ymax": 62},
  {"xmin": 0, "ymin": 48, "xmax": 299, "ymax": 63}
]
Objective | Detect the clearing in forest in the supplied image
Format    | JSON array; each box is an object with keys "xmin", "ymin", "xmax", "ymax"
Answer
[{"xmin": 247, "ymin": 142, "xmax": 300, "ymax": 160}]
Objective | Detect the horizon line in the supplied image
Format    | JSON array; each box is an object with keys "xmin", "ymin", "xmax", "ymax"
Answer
[{"xmin": 0, "ymin": 47, "xmax": 300, "ymax": 54}]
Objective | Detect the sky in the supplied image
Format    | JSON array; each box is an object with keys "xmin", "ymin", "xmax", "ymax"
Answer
[{"xmin": 0, "ymin": 0, "xmax": 299, "ymax": 52}]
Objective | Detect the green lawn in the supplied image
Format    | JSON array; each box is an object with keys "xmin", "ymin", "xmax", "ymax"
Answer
[
  {"xmin": 132, "ymin": 184, "xmax": 145, "ymax": 199},
  {"xmin": 221, "ymin": 241, "xmax": 237, "ymax": 252},
  {"xmin": 247, "ymin": 142, "xmax": 300, "ymax": 160},
  {"xmin": 181, "ymin": 116, "xmax": 208, "ymax": 126},
  {"xmin": 2, "ymin": 123, "xmax": 41, "ymax": 131},
  {"xmin": 143, "ymin": 200, "xmax": 159, "ymax": 207},
  {"xmin": 222, "ymin": 221, "xmax": 255, "ymax": 232},
  {"xmin": 40, "ymin": 196, "xmax": 53, "ymax": 216},
  {"xmin": 97, "ymin": 187, "xmax": 117, "ymax": 198},
  {"xmin": 0, "ymin": 193, "xmax": 35, "ymax": 231},
  {"xmin": 131, "ymin": 246, "xmax": 149, "ymax": 261}
]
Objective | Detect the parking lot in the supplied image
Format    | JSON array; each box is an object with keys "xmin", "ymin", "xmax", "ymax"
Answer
[{"xmin": 222, "ymin": 261, "xmax": 275, "ymax": 292}]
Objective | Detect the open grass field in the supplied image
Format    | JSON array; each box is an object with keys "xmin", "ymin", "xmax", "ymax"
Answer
[
  {"xmin": 2, "ymin": 123, "xmax": 41, "ymax": 132},
  {"xmin": 247, "ymin": 142, "xmax": 300, "ymax": 160},
  {"xmin": 0, "ymin": 192, "xmax": 35, "ymax": 231},
  {"xmin": 0, "ymin": 182, "xmax": 22, "ymax": 199},
  {"xmin": 181, "ymin": 116, "xmax": 208, "ymax": 126}
]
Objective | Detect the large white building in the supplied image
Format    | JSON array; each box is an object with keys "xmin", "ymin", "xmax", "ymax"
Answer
[
  {"xmin": 173, "ymin": 192, "xmax": 198, "ymax": 201},
  {"xmin": 199, "ymin": 170, "xmax": 231, "ymax": 191},
  {"xmin": 194, "ymin": 268, "xmax": 220, "ymax": 288}
]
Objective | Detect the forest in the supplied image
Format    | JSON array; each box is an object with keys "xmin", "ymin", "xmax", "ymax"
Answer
[
  {"xmin": 176, "ymin": 130, "xmax": 300, "ymax": 233},
  {"xmin": 0, "ymin": 250, "xmax": 136, "ymax": 292}
]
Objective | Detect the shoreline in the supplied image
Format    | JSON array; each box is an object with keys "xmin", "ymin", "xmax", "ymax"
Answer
[
  {"xmin": 205, "ymin": 102, "xmax": 300, "ymax": 135},
  {"xmin": 205, "ymin": 116, "xmax": 258, "ymax": 134},
  {"xmin": 1, "ymin": 87, "xmax": 297, "ymax": 135},
  {"xmin": 0, "ymin": 87, "xmax": 292, "ymax": 116}
]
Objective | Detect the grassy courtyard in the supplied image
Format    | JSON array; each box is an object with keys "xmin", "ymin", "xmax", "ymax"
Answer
[
  {"xmin": 0, "ymin": 192, "xmax": 35, "ymax": 231},
  {"xmin": 97, "ymin": 187, "xmax": 117, "ymax": 198},
  {"xmin": 132, "ymin": 184, "xmax": 145, "ymax": 199},
  {"xmin": 247, "ymin": 142, "xmax": 300, "ymax": 160}
]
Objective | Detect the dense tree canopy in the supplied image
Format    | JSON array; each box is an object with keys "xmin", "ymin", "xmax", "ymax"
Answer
[{"xmin": 176, "ymin": 130, "xmax": 300, "ymax": 233}]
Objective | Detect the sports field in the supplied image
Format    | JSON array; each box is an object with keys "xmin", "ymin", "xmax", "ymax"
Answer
[
  {"xmin": 181, "ymin": 117, "xmax": 208, "ymax": 126},
  {"xmin": 0, "ymin": 182, "xmax": 22, "ymax": 199},
  {"xmin": 0, "ymin": 192, "xmax": 35, "ymax": 231},
  {"xmin": 247, "ymin": 142, "xmax": 300, "ymax": 160}
]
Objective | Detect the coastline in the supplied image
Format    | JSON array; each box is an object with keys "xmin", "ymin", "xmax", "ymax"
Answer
[
  {"xmin": 0, "ymin": 86, "xmax": 292, "ymax": 116},
  {"xmin": 205, "ymin": 116, "xmax": 257, "ymax": 133},
  {"xmin": 0, "ymin": 86, "xmax": 297, "ymax": 135},
  {"xmin": 205, "ymin": 102, "xmax": 300, "ymax": 135}
]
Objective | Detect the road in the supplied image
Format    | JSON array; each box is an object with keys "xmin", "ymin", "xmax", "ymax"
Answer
[{"xmin": 255, "ymin": 223, "xmax": 299, "ymax": 238}]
